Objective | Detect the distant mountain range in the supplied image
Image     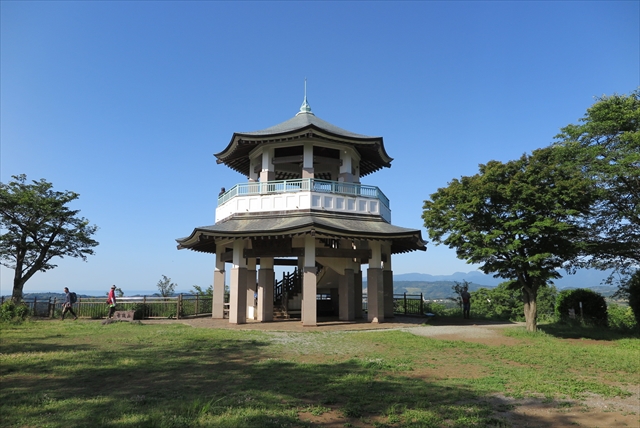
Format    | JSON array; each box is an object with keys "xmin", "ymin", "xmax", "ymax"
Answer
[
  {"xmin": 371, "ymin": 270, "xmax": 618, "ymax": 299},
  {"xmin": 392, "ymin": 269, "xmax": 614, "ymax": 289}
]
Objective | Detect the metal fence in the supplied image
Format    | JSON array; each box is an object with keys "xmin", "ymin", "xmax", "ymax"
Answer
[
  {"xmin": 362, "ymin": 293, "xmax": 425, "ymax": 316},
  {"xmin": 2, "ymin": 295, "xmax": 213, "ymax": 319},
  {"xmin": 6, "ymin": 292, "xmax": 424, "ymax": 319}
]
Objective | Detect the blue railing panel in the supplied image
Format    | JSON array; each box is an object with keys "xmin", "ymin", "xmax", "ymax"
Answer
[{"xmin": 218, "ymin": 179, "xmax": 389, "ymax": 209}]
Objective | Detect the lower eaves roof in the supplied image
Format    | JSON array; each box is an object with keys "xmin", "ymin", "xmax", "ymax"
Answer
[{"xmin": 176, "ymin": 210, "xmax": 426, "ymax": 255}]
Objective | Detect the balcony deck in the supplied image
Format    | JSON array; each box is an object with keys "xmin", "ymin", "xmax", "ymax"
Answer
[{"xmin": 216, "ymin": 179, "xmax": 391, "ymax": 223}]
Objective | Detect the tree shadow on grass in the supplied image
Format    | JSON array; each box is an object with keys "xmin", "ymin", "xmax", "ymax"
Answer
[
  {"xmin": 538, "ymin": 322, "xmax": 640, "ymax": 340},
  {"xmin": 0, "ymin": 331, "xmax": 588, "ymax": 428}
]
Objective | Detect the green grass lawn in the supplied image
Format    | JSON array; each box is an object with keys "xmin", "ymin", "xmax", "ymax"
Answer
[{"xmin": 1, "ymin": 319, "xmax": 638, "ymax": 428}]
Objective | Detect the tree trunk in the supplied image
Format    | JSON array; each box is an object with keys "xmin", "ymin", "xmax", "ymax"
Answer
[
  {"xmin": 522, "ymin": 286, "xmax": 538, "ymax": 332},
  {"xmin": 12, "ymin": 276, "xmax": 25, "ymax": 303}
]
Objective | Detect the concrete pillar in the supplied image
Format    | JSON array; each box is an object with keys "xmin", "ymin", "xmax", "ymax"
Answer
[
  {"xmin": 383, "ymin": 270, "xmax": 394, "ymax": 319},
  {"xmin": 367, "ymin": 241, "xmax": 384, "ymax": 323},
  {"xmin": 229, "ymin": 240, "xmax": 247, "ymax": 324},
  {"xmin": 302, "ymin": 142, "xmax": 314, "ymax": 179},
  {"xmin": 339, "ymin": 268, "xmax": 355, "ymax": 321},
  {"xmin": 257, "ymin": 257, "xmax": 274, "ymax": 322},
  {"xmin": 260, "ymin": 147, "xmax": 275, "ymax": 183},
  {"xmin": 247, "ymin": 258, "xmax": 257, "ymax": 320},
  {"xmin": 354, "ymin": 268, "xmax": 363, "ymax": 319},
  {"xmin": 383, "ymin": 244, "xmax": 394, "ymax": 319},
  {"xmin": 212, "ymin": 252, "xmax": 226, "ymax": 319},
  {"xmin": 302, "ymin": 235, "xmax": 317, "ymax": 326},
  {"xmin": 339, "ymin": 150, "xmax": 354, "ymax": 183},
  {"xmin": 330, "ymin": 288, "xmax": 339, "ymax": 315}
]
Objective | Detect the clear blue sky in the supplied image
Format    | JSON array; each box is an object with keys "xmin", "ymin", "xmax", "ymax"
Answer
[{"xmin": 1, "ymin": 2, "xmax": 638, "ymax": 296}]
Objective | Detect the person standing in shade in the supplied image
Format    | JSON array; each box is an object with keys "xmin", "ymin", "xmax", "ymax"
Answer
[
  {"xmin": 61, "ymin": 287, "xmax": 77, "ymax": 320},
  {"xmin": 461, "ymin": 286, "xmax": 471, "ymax": 319},
  {"xmin": 106, "ymin": 285, "xmax": 117, "ymax": 319}
]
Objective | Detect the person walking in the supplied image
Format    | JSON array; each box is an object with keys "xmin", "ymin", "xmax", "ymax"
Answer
[
  {"xmin": 106, "ymin": 285, "xmax": 117, "ymax": 319},
  {"xmin": 461, "ymin": 286, "xmax": 471, "ymax": 319},
  {"xmin": 61, "ymin": 287, "xmax": 78, "ymax": 320}
]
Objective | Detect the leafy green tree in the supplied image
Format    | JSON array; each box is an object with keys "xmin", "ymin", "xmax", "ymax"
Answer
[
  {"xmin": 554, "ymin": 90, "xmax": 640, "ymax": 275},
  {"xmin": 471, "ymin": 283, "xmax": 557, "ymax": 321},
  {"xmin": 156, "ymin": 275, "xmax": 177, "ymax": 297},
  {"xmin": 0, "ymin": 175, "xmax": 99, "ymax": 303},
  {"xmin": 190, "ymin": 284, "xmax": 213, "ymax": 297},
  {"xmin": 423, "ymin": 147, "xmax": 593, "ymax": 331},
  {"xmin": 615, "ymin": 271, "xmax": 640, "ymax": 327}
]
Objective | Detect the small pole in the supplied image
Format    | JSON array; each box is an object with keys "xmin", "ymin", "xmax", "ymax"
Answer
[
  {"xmin": 420, "ymin": 293, "xmax": 424, "ymax": 315},
  {"xmin": 177, "ymin": 294, "xmax": 182, "ymax": 319},
  {"xmin": 579, "ymin": 301, "xmax": 583, "ymax": 320}
]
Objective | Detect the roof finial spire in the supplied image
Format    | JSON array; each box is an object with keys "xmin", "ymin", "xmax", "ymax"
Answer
[{"xmin": 297, "ymin": 78, "xmax": 314, "ymax": 116}]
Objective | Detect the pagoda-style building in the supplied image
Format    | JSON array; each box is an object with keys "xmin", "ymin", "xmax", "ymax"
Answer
[{"xmin": 176, "ymin": 95, "xmax": 426, "ymax": 326}]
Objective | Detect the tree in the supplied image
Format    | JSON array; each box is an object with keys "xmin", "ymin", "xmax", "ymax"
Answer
[
  {"xmin": 422, "ymin": 147, "xmax": 593, "ymax": 331},
  {"xmin": 156, "ymin": 275, "xmax": 177, "ymax": 297},
  {"xmin": 471, "ymin": 283, "xmax": 558, "ymax": 321},
  {"xmin": 0, "ymin": 175, "xmax": 99, "ymax": 303},
  {"xmin": 554, "ymin": 90, "xmax": 640, "ymax": 276},
  {"xmin": 189, "ymin": 284, "xmax": 212, "ymax": 297}
]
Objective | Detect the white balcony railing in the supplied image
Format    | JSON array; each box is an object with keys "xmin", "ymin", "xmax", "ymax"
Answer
[{"xmin": 216, "ymin": 178, "xmax": 391, "ymax": 223}]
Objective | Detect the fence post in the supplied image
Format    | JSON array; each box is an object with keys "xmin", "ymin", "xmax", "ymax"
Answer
[
  {"xmin": 52, "ymin": 297, "xmax": 57, "ymax": 318},
  {"xmin": 196, "ymin": 294, "xmax": 199, "ymax": 316},
  {"xmin": 420, "ymin": 293, "xmax": 424, "ymax": 316},
  {"xmin": 177, "ymin": 294, "xmax": 182, "ymax": 319},
  {"xmin": 404, "ymin": 292, "xmax": 407, "ymax": 315},
  {"xmin": 33, "ymin": 296, "xmax": 37, "ymax": 317}
]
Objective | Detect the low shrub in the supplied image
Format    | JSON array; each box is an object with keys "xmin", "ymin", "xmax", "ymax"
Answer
[
  {"xmin": 607, "ymin": 303, "xmax": 638, "ymax": 331},
  {"xmin": 556, "ymin": 288, "xmax": 608, "ymax": 327},
  {"xmin": 0, "ymin": 300, "xmax": 30, "ymax": 323}
]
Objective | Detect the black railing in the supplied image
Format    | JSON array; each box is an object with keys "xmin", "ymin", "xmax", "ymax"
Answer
[{"xmin": 362, "ymin": 293, "xmax": 425, "ymax": 316}]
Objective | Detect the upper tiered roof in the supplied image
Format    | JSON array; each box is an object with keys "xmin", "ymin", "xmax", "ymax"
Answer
[{"xmin": 214, "ymin": 99, "xmax": 393, "ymax": 178}]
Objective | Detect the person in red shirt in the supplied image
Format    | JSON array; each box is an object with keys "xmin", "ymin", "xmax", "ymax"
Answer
[{"xmin": 106, "ymin": 285, "xmax": 117, "ymax": 319}]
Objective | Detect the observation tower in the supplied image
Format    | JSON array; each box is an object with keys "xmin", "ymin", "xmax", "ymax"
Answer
[{"xmin": 177, "ymin": 94, "xmax": 426, "ymax": 326}]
